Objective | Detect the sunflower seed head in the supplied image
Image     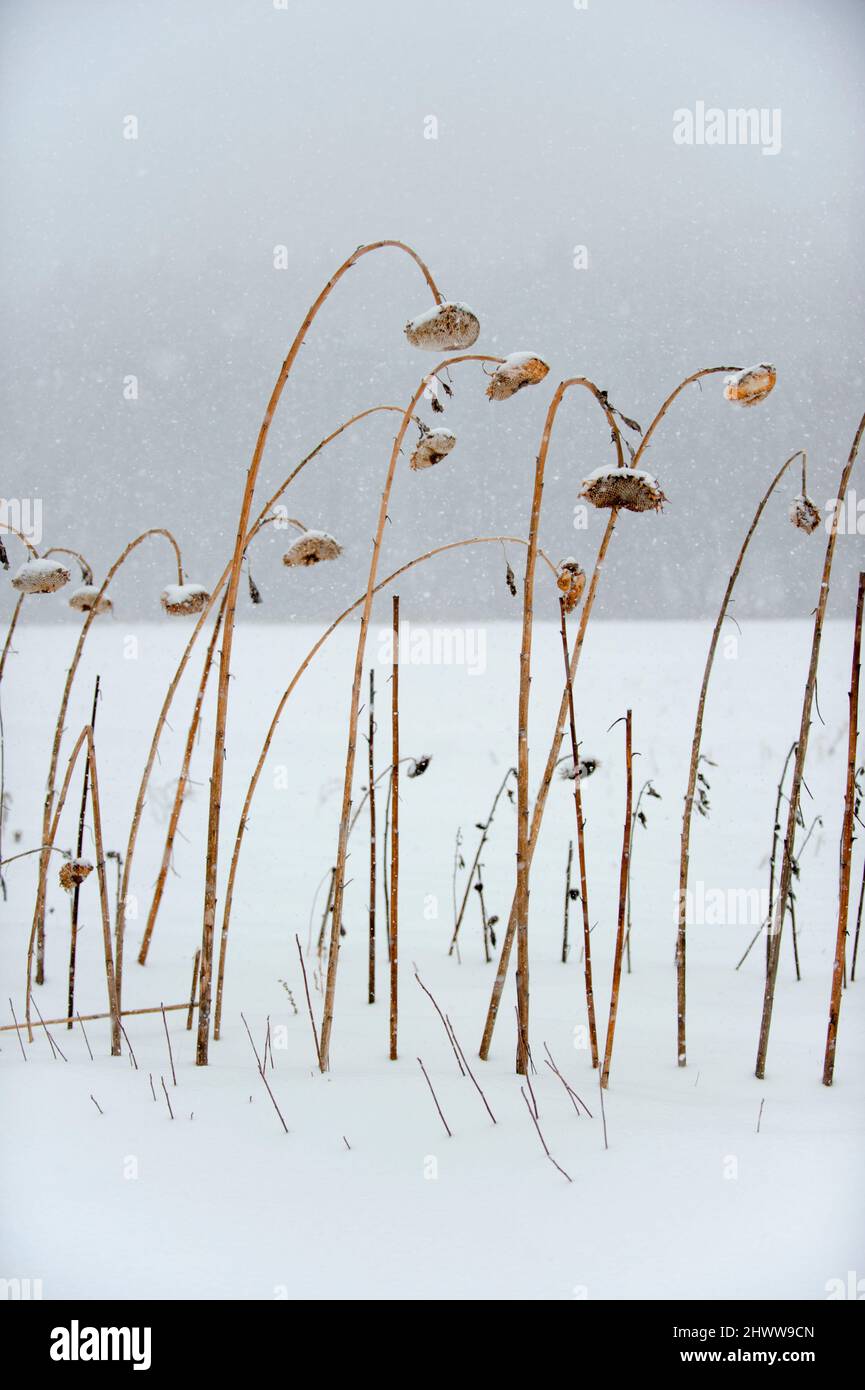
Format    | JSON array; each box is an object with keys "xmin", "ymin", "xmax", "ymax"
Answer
[
  {"xmin": 404, "ymin": 301, "xmax": 480, "ymax": 352},
  {"xmin": 282, "ymin": 531, "xmax": 343, "ymax": 568},
  {"xmin": 723, "ymin": 363, "xmax": 777, "ymax": 407},
  {"xmin": 160, "ymin": 583, "xmax": 211, "ymax": 616},
  {"xmin": 581, "ymin": 467, "xmax": 666, "ymax": 513}
]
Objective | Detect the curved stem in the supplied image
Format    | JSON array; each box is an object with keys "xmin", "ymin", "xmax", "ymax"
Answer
[
  {"xmin": 559, "ymin": 599, "xmax": 599, "ymax": 1067},
  {"xmin": 348, "ymin": 756, "xmax": 423, "ymax": 839},
  {"xmin": 28, "ymin": 527, "xmax": 184, "ymax": 991},
  {"xmin": 0, "ymin": 522, "xmax": 39, "ymax": 559},
  {"xmin": 823, "ymin": 570, "xmax": 865, "ymax": 1085},
  {"xmin": 314, "ymin": 354, "xmax": 503, "ymax": 1073},
  {"xmin": 0, "ymin": 596, "xmax": 24, "ymax": 685},
  {"xmin": 1, "ymin": 543, "xmax": 95, "ymax": 688},
  {"xmin": 1, "ymin": 844, "xmax": 67, "ymax": 868},
  {"xmin": 43, "ymin": 548, "xmax": 94, "ymax": 585},
  {"xmin": 676, "ymin": 450, "xmax": 801, "ymax": 1067},
  {"xmin": 600, "ymin": 710, "xmax": 632, "ymax": 1089},
  {"xmin": 196, "ymin": 241, "xmax": 445, "ymax": 1067},
  {"xmin": 447, "ymin": 766, "xmax": 517, "ymax": 956},
  {"xmin": 24, "ymin": 726, "xmax": 119, "ymax": 1051},
  {"xmin": 515, "ymin": 377, "xmax": 623, "ymax": 1072},
  {"xmin": 757, "ymin": 410, "xmax": 865, "ymax": 1078},
  {"xmin": 632, "ymin": 366, "xmax": 741, "ymax": 469},
  {"xmin": 480, "ymin": 362, "xmax": 752, "ymax": 1061},
  {"xmin": 212, "ymin": 530, "xmax": 552, "ymax": 1041},
  {"xmin": 480, "ymin": 513, "xmax": 618, "ymax": 1059},
  {"xmin": 132, "ymin": 406, "xmax": 409, "ymax": 970},
  {"xmin": 135, "ymin": 589, "xmax": 228, "ymax": 968}
]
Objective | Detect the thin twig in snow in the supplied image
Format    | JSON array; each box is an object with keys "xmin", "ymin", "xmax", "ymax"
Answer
[
  {"xmin": 414, "ymin": 972, "xmax": 464, "ymax": 1075},
  {"xmin": 241, "ymin": 1012, "xmax": 288, "ymax": 1133},
  {"xmin": 446, "ymin": 1015, "xmax": 496, "ymax": 1124},
  {"xmin": 543, "ymin": 1042, "xmax": 592, "ymax": 1117},
  {"xmin": 295, "ymin": 934, "xmax": 321, "ymax": 1068},
  {"xmin": 119, "ymin": 1022, "xmax": 138, "ymax": 1070},
  {"xmin": 520, "ymin": 1085, "xmax": 572, "ymax": 1182},
  {"xmin": 160, "ymin": 1002, "xmax": 176, "ymax": 1085},
  {"xmin": 32, "ymin": 997, "xmax": 67, "ymax": 1062},
  {"xmin": 77, "ymin": 1012, "xmax": 93, "ymax": 1061},
  {"xmin": 417, "ymin": 1057, "xmax": 452, "ymax": 1137},
  {"xmin": 8, "ymin": 999, "xmax": 26, "ymax": 1061},
  {"xmin": 598, "ymin": 1069, "xmax": 609, "ymax": 1150}
]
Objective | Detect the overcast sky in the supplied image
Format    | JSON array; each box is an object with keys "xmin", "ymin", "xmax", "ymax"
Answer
[{"xmin": 1, "ymin": 0, "xmax": 863, "ymax": 623}]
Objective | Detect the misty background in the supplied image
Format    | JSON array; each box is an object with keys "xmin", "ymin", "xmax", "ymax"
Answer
[{"xmin": 1, "ymin": 0, "xmax": 863, "ymax": 625}]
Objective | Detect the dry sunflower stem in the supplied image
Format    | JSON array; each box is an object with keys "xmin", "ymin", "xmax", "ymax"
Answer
[
  {"xmin": 161, "ymin": 583, "xmax": 211, "ymax": 616},
  {"xmin": 11, "ymin": 558, "xmax": 71, "ymax": 595},
  {"xmin": 281, "ymin": 530, "xmax": 342, "ymax": 568},
  {"xmin": 581, "ymin": 466, "xmax": 666, "ymax": 513},
  {"xmin": 723, "ymin": 363, "xmax": 777, "ymax": 407},
  {"xmin": 486, "ymin": 352, "xmax": 550, "ymax": 401},
  {"xmin": 404, "ymin": 301, "xmax": 480, "ymax": 351}
]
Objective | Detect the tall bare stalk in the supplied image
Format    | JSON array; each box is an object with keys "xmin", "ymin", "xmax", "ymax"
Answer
[
  {"xmin": 757, "ymin": 410, "xmax": 865, "ymax": 1078},
  {"xmin": 29, "ymin": 529, "xmax": 183, "ymax": 993},
  {"xmin": 389, "ymin": 596, "xmax": 400, "ymax": 1061},
  {"xmin": 213, "ymin": 533, "xmax": 549, "ymax": 1039},
  {"xmin": 134, "ymin": 407, "xmax": 407, "ymax": 969},
  {"xmin": 515, "ymin": 378, "xmax": 625, "ymax": 1074},
  {"xmin": 480, "ymin": 363, "xmax": 743, "ymax": 1061},
  {"xmin": 0, "ymin": 596, "xmax": 24, "ymax": 687},
  {"xmin": 559, "ymin": 598, "xmax": 599, "ymax": 1068},
  {"xmin": 561, "ymin": 840, "xmax": 573, "ymax": 965},
  {"xmin": 196, "ymin": 242, "xmax": 446, "ymax": 1066},
  {"xmin": 480, "ymin": 516, "xmax": 616, "ymax": 1060},
  {"xmin": 67, "ymin": 674, "xmax": 100, "ymax": 1027},
  {"xmin": 316, "ymin": 355, "xmax": 504, "ymax": 1073},
  {"xmin": 367, "ymin": 668, "xmax": 376, "ymax": 1005},
  {"xmin": 448, "ymin": 767, "xmax": 516, "ymax": 956},
  {"xmin": 25, "ymin": 726, "xmax": 119, "ymax": 1051},
  {"xmin": 822, "ymin": 570, "xmax": 864, "ymax": 1085},
  {"xmin": 137, "ymin": 591, "xmax": 227, "ymax": 962},
  {"xmin": 676, "ymin": 449, "xmax": 802, "ymax": 1066},
  {"xmin": 850, "ymin": 859, "xmax": 865, "ymax": 981},
  {"xmin": 601, "ymin": 710, "xmax": 632, "ymax": 1089}
]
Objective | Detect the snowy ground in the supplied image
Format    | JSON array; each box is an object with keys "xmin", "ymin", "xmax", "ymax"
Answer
[{"xmin": 0, "ymin": 616, "xmax": 862, "ymax": 1300}]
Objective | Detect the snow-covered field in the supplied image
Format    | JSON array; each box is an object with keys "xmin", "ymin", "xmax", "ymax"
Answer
[{"xmin": 1, "ymin": 616, "xmax": 861, "ymax": 1300}]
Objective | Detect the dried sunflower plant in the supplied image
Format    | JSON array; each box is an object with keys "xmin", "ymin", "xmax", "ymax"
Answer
[
  {"xmin": 480, "ymin": 361, "xmax": 776, "ymax": 1067},
  {"xmin": 11, "ymin": 217, "xmax": 862, "ymax": 1133}
]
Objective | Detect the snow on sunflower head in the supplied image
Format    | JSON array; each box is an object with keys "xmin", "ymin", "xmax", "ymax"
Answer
[{"xmin": 580, "ymin": 466, "xmax": 666, "ymax": 514}]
